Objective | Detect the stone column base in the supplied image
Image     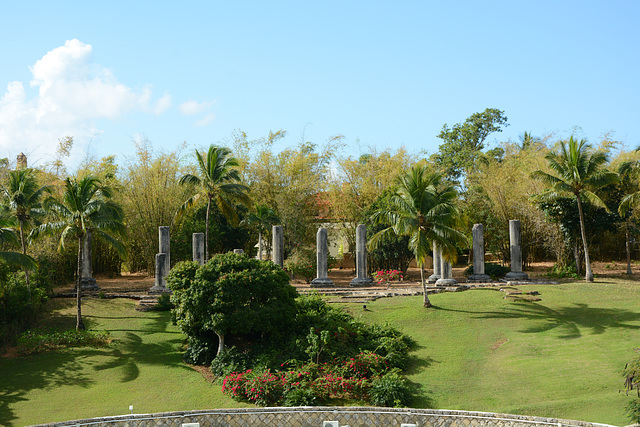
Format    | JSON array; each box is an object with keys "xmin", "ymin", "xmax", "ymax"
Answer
[
  {"xmin": 80, "ymin": 278, "xmax": 99, "ymax": 291},
  {"xmin": 435, "ymin": 278, "xmax": 458, "ymax": 286},
  {"xmin": 467, "ymin": 274, "xmax": 492, "ymax": 283},
  {"xmin": 149, "ymin": 286, "xmax": 172, "ymax": 294},
  {"xmin": 427, "ymin": 274, "xmax": 441, "ymax": 284},
  {"xmin": 350, "ymin": 277, "xmax": 374, "ymax": 287},
  {"xmin": 310, "ymin": 278, "xmax": 335, "ymax": 288},
  {"xmin": 504, "ymin": 271, "xmax": 529, "ymax": 281}
]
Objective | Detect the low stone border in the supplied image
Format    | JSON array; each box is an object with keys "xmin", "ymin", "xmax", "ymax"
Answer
[{"xmin": 31, "ymin": 406, "xmax": 618, "ymax": 427}]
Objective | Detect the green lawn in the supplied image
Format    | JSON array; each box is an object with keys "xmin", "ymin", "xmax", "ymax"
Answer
[
  {"xmin": 1, "ymin": 279, "xmax": 639, "ymax": 426},
  {"xmin": 0, "ymin": 299, "xmax": 248, "ymax": 427},
  {"xmin": 347, "ymin": 279, "xmax": 640, "ymax": 426}
]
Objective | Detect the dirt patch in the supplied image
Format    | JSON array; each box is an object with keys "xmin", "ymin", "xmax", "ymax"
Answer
[{"xmin": 490, "ymin": 338, "xmax": 508, "ymax": 351}]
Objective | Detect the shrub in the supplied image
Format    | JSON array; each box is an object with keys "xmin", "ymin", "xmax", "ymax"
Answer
[
  {"xmin": 283, "ymin": 386, "xmax": 319, "ymax": 406},
  {"xmin": 464, "ymin": 262, "xmax": 510, "ymax": 280},
  {"xmin": 17, "ymin": 329, "xmax": 109, "ymax": 355},
  {"xmin": 545, "ymin": 263, "xmax": 579, "ymax": 279},
  {"xmin": 155, "ymin": 293, "xmax": 173, "ymax": 311},
  {"xmin": 0, "ymin": 270, "xmax": 48, "ymax": 347},
  {"xmin": 210, "ymin": 346, "xmax": 249, "ymax": 378},
  {"xmin": 373, "ymin": 270, "xmax": 404, "ymax": 285},
  {"xmin": 182, "ymin": 336, "xmax": 218, "ymax": 365},
  {"xmin": 369, "ymin": 369, "xmax": 411, "ymax": 407},
  {"xmin": 168, "ymin": 253, "xmax": 297, "ymax": 365},
  {"xmin": 284, "ymin": 248, "xmax": 316, "ymax": 283}
]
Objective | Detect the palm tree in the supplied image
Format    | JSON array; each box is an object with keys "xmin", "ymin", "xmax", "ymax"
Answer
[
  {"xmin": 1, "ymin": 169, "xmax": 50, "ymax": 293},
  {"xmin": 240, "ymin": 204, "xmax": 280, "ymax": 260},
  {"xmin": 35, "ymin": 176, "xmax": 126, "ymax": 330},
  {"xmin": 175, "ymin": 145, "xmax": 250, "ymax": 260},
  {"xmin": 531, "ymin": 136, "xmax": 618, "ymax": 282},
  {"xmin": 370, "ymin": 165, "xmax": 465, "ymax": 307},
  {"xmin": 0, "ymin": 212, "xmax": 37, "ymax": 270}
]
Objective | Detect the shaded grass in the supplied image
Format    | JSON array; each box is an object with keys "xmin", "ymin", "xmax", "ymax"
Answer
[
  {"xmin": 1, "ymin": 280, "xmax": 639, "ymax": 426},
  {"xmin": 344, "ymin": 280, "xmax": 640, "ymax": 426},
  {"xmin": 0, "ymin": 298, "xmax": 248, "ymax": 427}
]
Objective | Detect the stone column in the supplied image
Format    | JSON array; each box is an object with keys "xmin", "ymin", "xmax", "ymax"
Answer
[
  {"xmin": 435, "ymin": 256, "xmax": 457, "ymax": 286},
  {"xmin": 159, "ymin": 226, "xmax": 170, "ymax": 273},
  {"xmin": 80, "ymin": 232, "xmax": 99, "ymax": 290},
  {"xmin": 193, "ymin": 233, "xmax": 205, "ymax": 265},
  {"xmin": 311, "ymin": 227, "xmax": 334, "ymax": 287},
  {"xmin": 428, "ymin": 243, "xmax": 442, "ymax": 283},
  {"xmin": 272, "ymin": 225, "xmax": 284, "ymax": 268},
  {"xmin": 350, "ymin": 224, "xmax": 373, "ymax": 287},
  {"xmin": 468, "ymin": 224, "xmax": 491, "ymax": 282},
  {"xmin": 504, "ymin": 219, "xmax": 529, "ymax": 280},
  {"xmin": 150, "ymin": 253, "xmax": 169, "ymax": 293}
]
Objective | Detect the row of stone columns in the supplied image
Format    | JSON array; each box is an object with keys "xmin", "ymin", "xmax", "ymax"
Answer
[{"xmin": 146, "ymin": 218, "xmax": 528, "ymax": 294}]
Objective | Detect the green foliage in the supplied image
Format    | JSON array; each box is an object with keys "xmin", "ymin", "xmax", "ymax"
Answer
[
  {"xmin": 183, "ymin": 336, "xmax": 218, "ymax": 365},
  {"xmin": 0, "ymin": 270, "xmax": 48, "ymax": 347},
  {"xmin": 434, "ymin": 108, "xmax": 509, "ymax": 180},
  {"xmin": 209, "ymin": 346, "xmax": 249, "ymax": 378},
  {"xmin": 369, "ymin": 369, "xmax": 412, "ymax": 407},
  {"xmin": 284, "ymin": 247, "xmax": 316, "ymax": 283},
  {"xmin": 464, "ymin": 262, "xmax": 510, "ymax": 280},
  {"xmin": 625, "ymin": 399, "xmax": 640, "ymax": 424},
  {"xmin": 545, "ymin": 263, "xmax": 579, "ymax": 279},
  {"xmin": 155, "ymin": 293, "xmax": 173, "ymax": 311},
  {"xmin": 16, "ymin": 329, "xmax": 109, "ymax": 355},
  {"xmin": 168, "ymin": 253, "xmax": 297, "ymax": 360}
]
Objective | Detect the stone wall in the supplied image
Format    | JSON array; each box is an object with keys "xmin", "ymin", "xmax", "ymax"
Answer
[{"xmin": 32, "ymin": 407, "xmax": 618, "ymax": 427}]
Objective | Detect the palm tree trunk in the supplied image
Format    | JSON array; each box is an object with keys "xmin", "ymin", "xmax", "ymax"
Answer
[
  {"xmin": 576, "ymin": 195, "xmax": 594, "ymax": 282},
  {"xmin": 626, "ymin": 220, "xmax": 632, "ymax": 275},
  {"xmin": 420, "ymin": 266, "xmax": 432, "ymax": 308},
  {"xmin": 205, "ymin": 198, "xmax": 211, "ymax": 261},
  {"xmin": 76, "ymin": 237, "xmax": 85, "ymax": 330},
  {"xmin": 19, "ymin": 220, "xmax": 31, "ymax": 295},
  {"xmin": 258, "ymin": 231, "xmax": 263, "ymax": 260}
]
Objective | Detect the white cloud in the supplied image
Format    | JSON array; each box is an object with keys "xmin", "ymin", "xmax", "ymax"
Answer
[
  {"xmin": 195, "ymin": 113, "xmax": 216, "ymax": 127},
  {"xmin": 179, "ymin": 100, "xmax": 214, "ymax": 115},
  {"xmin": 0, "ymin": 39, "xmax": 171, "ymax": 167}
]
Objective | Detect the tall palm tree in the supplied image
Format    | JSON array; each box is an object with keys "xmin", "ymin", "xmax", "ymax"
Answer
[
  {"xmin": 532, "ymin": 136, "xmax": 618, "ymax": 282},
  {"xmin": 175, "ymin": 145, "xmax": 250, "ymax": 260},
  {"xmin": 240, "ymin": 204, "xmax": 280, "ymax": 260},
  {"xmin": 1, "ymin": 169, "xmax": 50, "ymax": 293},
  {"xmin": 35, "ymin": 176, "xmax": 126, "ymax": 330},
  {"xmin": 370, "ymin": 166, "xmax": 465, "ymax": 307}
]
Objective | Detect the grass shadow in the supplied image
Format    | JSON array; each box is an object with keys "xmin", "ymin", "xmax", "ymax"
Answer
[{"xmin": 437, "ymin": 302, "xmax": 640, "ymax": 339}]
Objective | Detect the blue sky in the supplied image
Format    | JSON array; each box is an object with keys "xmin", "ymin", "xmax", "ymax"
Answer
[{"xmin": 1, "ymin": 1, "xmax": 639, "ymax": 169}]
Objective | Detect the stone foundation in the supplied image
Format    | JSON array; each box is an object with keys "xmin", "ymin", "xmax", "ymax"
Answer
[{"xmin": 32, "ymin": 406, "xmax": 617, "ymax": 427}]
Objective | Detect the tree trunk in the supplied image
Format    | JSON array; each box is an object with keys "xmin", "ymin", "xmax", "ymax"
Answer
[
  {"xmin": 421, "ymin": 266, "xmax": 431, "ymax": 308},
  {"xmin": 216, "ymin": 331, "xmax": 225, "ymax": 356},
  {"xmin": 576, "ymin": 195, "xmax": 594, "ymax": 282},
  {"xmin": 19, "ymin": 220, "xmax": 31, "ymax": 296},
  {"xmin": 76, "ymin": 237, "xmax": 85, "ymax": 330},
  {"xmin": 205, "ymin": 198, "xmax": 211, "ymax": 261},
  {"xmin": 258, "ymin": 230, "xmax": 263, "ymax": 260},
  {"xmin": 573, "ymin": 238, "xmax": 582, "ymax": 276},
  {"xmin": 626, "ymin": 220, "xmax": 633, "ymax": 275}
]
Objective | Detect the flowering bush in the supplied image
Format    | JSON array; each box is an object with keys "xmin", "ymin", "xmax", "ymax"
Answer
[
  {"xmin": 222, "ymin": 352, "xmax": 401, "ymax": 406},
  {"xmin": 373, "ymin": 269, "xmax": 404, "ymax": 284}
]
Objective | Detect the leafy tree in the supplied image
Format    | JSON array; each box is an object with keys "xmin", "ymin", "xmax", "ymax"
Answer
[
  {"xmin": 1, "ymin": 169, "xmax": 51, "ymax": 293},
  {"xmin": 234, "ymin": 130, "xmax": 342, "ymax": 253},
  {"xmin": 467, "ymin": 141, "xmax": 561, "ymax": 267},
  {"xmin": 176, "ymin": 145, "xmax": 250, "ymax": 260},
  {"xmin": 616, "ymin": 155, "xmax": 640, "ymax": 274},
  {"xmin": 167, "ymin": 253, "xmax": 297, "ymax": 357},
  {"xmin": 531, "ymin": 136, "xmax": 619, "ymax": 281},
  {"xmin": 329, "ymin": 148, "xmax": 416, "ymax": 253},
  {"xmin": 120, "ymin": 139, "xmax": 192, "ymax": 272},
  {"xmin": 370, "ymin": 166, "xmax": 465, "ymax": 307},
  {"xmin": 35, "ymin": 177, "xmax": 126, "ymax": 330},
  {"xmin": 240, "ymin": 204, "xmax": 280, "ymax": 259},
  {"xmin": 434, "ymin": 108, "xmax": 509, "ymax": 181}
]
